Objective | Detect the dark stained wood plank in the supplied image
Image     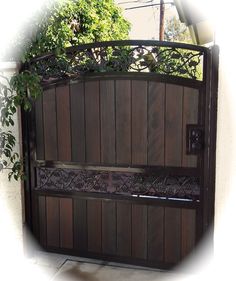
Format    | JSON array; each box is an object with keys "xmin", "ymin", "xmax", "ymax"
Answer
[
  {"xmin": 35, "ymin": 96, "xmax": 44, "ymax": 160},
  {"xmin": 131, "ymin": 80, "xmax": 148, "ymax": 165},
  {"xmin": 132, "ymin": 204, "xmax": 147, "ymax": 259},
  {"xmin": 100, "ymin": 80, "xmax": 115, "ymax": 164},
  {"xmin": 46, "ymin": 196, "xmax": 60, "ymax": 248},
  {"xmin": 147, "ymin": 206, "xmax": 164, "ymax": 262},
  {"xmin": 56, "ymin": 85, "xmax": 71, "ymax": 161},
  {"xmin": 102, "ymin": 200, "xmax": 117, "ymax": 255},
  {"xmin": 60, "ymin": 198, "xmax": 73, "ymax": 249},
  {"xmin": 182, "ymin": 87, "xmax": 199, "ymax": 167},
  {"xmin": 148, "ymin": 82, "xmax": 165, "ymax": 166},
  {"xmin": 164, "ymin": 207, "xmax": 181, "ymax": 264},
  {"xmin": 70, "ymin": 82, "xmax": 85, "ymax": 162},
  {"xmin": 117, "ymin": 202, "xmax": 132, "ymax": 257},
  {"xmin": 181, "ymin": 208, "xmax": 196, "ymax": 258},
  {"xmin": 85, "ymin": 81, "xmax": 101, "ymax": 164},
  {"xmin": 43, "ymin": 88, "xmax": 58, "ymax": 160},
  {"xmin": 87, "ymin": 199, "xmax": 102, "ymax": 253},
  {"xmin": 116, "ymin": 80, "xmax": 131, "ymax": 165},
  {"xmin": 165, "ymin": 84, "xmax": 183, "ymax": 167},
  {"xmin": 73, "ymin": 198, "xmax": 87, "ymax": 252},
  {"xmin": 38, "ymin": 196, "xmax": 46, "ymax": 247}
]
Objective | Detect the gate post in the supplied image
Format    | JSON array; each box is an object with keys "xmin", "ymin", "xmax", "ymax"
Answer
[{"xmin": 202, "ymin": 45, "xmax": 219, "ymax": 236}]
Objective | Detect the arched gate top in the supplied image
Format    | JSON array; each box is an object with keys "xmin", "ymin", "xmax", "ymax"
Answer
[{"xmin": 24, "ymin": 40, "xmax": 208, "ymax": 84}]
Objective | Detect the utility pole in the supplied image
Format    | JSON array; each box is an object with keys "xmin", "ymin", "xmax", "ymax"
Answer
[{"xmin": 159, "ymin": 0, "xmax": 165, "ymax": 40}]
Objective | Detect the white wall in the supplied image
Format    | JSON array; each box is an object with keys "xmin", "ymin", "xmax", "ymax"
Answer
[{"xmin": 0, "ymin": 62, "xmax": 24, "ymax": 254}]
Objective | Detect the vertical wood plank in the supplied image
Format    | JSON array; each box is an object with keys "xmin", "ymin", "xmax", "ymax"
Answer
[
  {"xmin": 182, "ymin": 87, "xmax": 199, "ymax": 167},
  {"xmin": 43, "ymin": 88, "xmax": 58, "ymax": 160},
  {"xmin": 117, "ymin": 202, "xmax": 132, "ymax": 257},
  {"xmin": 56, "ymin": 85, "xmax": 71, "ymax": 161},
  {"xmin": 35, "ymin": 96, "xmax": 44, "ymax": 160},
  {"xmin": 102, "ymin": 200, "xmax": 117, "ymax": 255},
  {"xmin": 132, "ymin": 204, "xmax": 147, "ymax": 259},
  {"xmin": 165, "ymin": 84, "xmax": 183, "ymax": 167},
  {"xmin": 87, "ymin": 199, "xmax": 102, "ymax": 253},
  {"xmin": 60, "ymin": 198, "xmax": 73, "ymax": 249},
  {"xmin": 181, "ymin": 209, "xmax": 196, "ymax": 258},
  {"xmin": 85, "ymin": 81, "xmax": 101, "ymax": 164},
  {"xmin": 116, "ymin": 80, "xmax": 131, "ymax": 165},
  {"xmin": 73, "ymin": 198, "xmax": 87, "ymax": 252},
  {"xmin": 147, "ymin": 206, "xmax": 164, "ymax": 262},
  {"xmin": 165, "ymin": 207, "xmax": 181, "ymax": 264},
  {"xmin": 148, "ymin": 82, "xmax": 165, "ymax": 166},
  {"xmin": 46, "ymin": 196, "xmax": 60, "ymax": 248},
  {"xmin": 38, "ymin": 196, "xmax": 46, "ymax": 247},
  {"xmin": 100, "ymin": 80, "xmax": 115, "ymax": 164},
  {"xmin": 132, "ymin": 80, "xmax": 148, "ymax": 165},
  {"xmin": 70, "ymin": 82, "xmax": 85, "ymax": 162}
]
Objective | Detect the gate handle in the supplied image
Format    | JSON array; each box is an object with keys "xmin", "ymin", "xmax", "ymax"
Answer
[{"xmin": 186, "ymin": 125, "xmax": 204, "ymax": 155}]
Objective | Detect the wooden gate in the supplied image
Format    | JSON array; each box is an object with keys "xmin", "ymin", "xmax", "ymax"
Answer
[{"xmin": 22, "ymin": 41, "xmax": 219, "ymax": 269}]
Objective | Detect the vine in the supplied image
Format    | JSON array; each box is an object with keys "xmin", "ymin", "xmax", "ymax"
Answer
[{"xmin": 0, "ymin": 71, "xmax": 42, "ymax": 180}]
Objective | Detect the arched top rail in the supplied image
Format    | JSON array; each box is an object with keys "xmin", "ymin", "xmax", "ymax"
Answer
[{"xmin": 24, "ymin": 40, "xmax": 208, "ymax": 84}]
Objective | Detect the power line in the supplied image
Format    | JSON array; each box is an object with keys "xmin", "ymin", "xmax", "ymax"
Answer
[
  {"xmin": 118, "ymin": 0, "xmax": 154, "ymax": 5},
  {"xmin": 124, "ymin": 2, "xmax": 174, "ymax": 10}
]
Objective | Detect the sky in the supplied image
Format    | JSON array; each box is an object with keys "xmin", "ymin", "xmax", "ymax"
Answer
[{"xmin": 115, "ymin": 0, "xmax": 177, "ymax": 40}]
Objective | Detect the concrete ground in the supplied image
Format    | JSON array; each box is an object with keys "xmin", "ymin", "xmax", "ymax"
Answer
[{"xmin": 27, "ymin": 250, "xmax": 185, "ymax": 281}]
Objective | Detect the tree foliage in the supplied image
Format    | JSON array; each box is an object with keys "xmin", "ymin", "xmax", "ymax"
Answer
[
  {"xmin": 164, "ymin": 16, "xmax": 192, "ymax": 43},
  {"xmin": 1, "ymin": 0, "xmax": 130, "ymax": 180},
  {"xmin": 22, "ymin": 0, "xmax": 130, "ymax": 60}
]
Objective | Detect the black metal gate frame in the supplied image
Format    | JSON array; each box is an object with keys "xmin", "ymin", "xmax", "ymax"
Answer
[{"xmin": 21, "ymin": 40, "xmax": 219, "ymax": 261}]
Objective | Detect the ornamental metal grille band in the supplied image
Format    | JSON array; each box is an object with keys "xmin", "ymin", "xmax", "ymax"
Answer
[
  {"xmin": 36, "ymin": 167, "xmax": 200, "ymax": 201},
  {"xmin": 25, "ymin": 40, "xmax": 204, "ymax": 82}
]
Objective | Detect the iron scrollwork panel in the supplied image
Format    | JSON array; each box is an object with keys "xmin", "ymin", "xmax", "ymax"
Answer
[
  {"xmin": 35, "ymin": 167, "xmax": 200, "ymax": 201},
  {"xmin": 25, "ymin": 41, "xmax": 205, "ymax": 82}
]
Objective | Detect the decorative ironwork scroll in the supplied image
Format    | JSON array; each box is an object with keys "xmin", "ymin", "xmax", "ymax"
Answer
[
  {"xmin": 35, "ymin": 167, "xmax": 200, "ymax": 201},
  {"xmin": 25, "ymin": 40, "xmax": 205, "ymax": 82}
]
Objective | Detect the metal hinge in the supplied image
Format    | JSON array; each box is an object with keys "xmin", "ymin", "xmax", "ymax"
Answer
[{"xmin": 186, "ymin": 125, "xmax": 204, "ymax": 155}]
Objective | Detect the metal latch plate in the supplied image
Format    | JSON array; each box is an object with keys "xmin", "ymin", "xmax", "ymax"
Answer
[{"xmin": 186, "ymin": 125, "xmax": 204, "ymax": 155}]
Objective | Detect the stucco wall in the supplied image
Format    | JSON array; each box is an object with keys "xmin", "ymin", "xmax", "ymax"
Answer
[{"xmin": 0, "ymin": 62, "xmax": 24, "ymax": 253}]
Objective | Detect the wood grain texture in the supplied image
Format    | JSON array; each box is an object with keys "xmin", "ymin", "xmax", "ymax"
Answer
[
  {"xmin": 100, "ymin": 80, "xmax": 115, "ymax": 164},
  {"xmin": 70, "ymin": 82, "xmax": 86, "ymax": 162},
  {"xmin": 117, "ymin": 201, "xmax": 132, "ymax": 257},
  {"xmin": 148, "ymin": 82, "xmax": 165, "ymax": 166},
  {"xmin": 85, "ymin": 81, "xmax": 101, "ymax": 164},
  {"xmin": 164, "ymin": 207, "xmax": 181, "ymax": 263},
  {"xmin": 132, "ymin": 80, "xmax": 147, "ymax": 165},
  {"xmin": 181, "ymin": 208, "xmax": 196, "ymax": 258},
  {"xmin": 73, "ymin": 198, "xmax": 87, "ymax": 252},
  {"xmin": 35, "ymin": 96, "xmax": 44, "ymax": 160},
  {"xmin": 102, "ymin": 200, "xmax": 117, "ymax": 255},
  {"xmin": 132, "ymin": 204, "xmax": 147, "ymax": 259},
  {"xmin": 43, "ymin": 88, "xmax": 58, "ymax": 160},
  {"xmin": 60, "ymin": 198, "xmax": 73, "ymax": 249},
  {"xmin": 182, "ymin": 87, "xmax": 199, "ymax": 167},
  {"xmin": 38, "ymin": 196, "xmax": 46, "ymax": 247},
  {"xmin": 116, "ymin": 80, "xmax": 131, "ymax": 165},
  {"xmin": 147, "ymin": 206, "xmax": 164, "ymax": 262},
  {"xmin": 46, "ymin": 196, "xmax": 60, "ymax": 248},
  {"xmin": 87, "ymin": 199, "xmax": 102, "ymax": 253},
  {"xmin": 165, "ymin": 84, "xmax": 183, "ymax": 167},
  {"xmin": 56, "ymin": 85, "xmax": 71, "ymax": 161}
]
